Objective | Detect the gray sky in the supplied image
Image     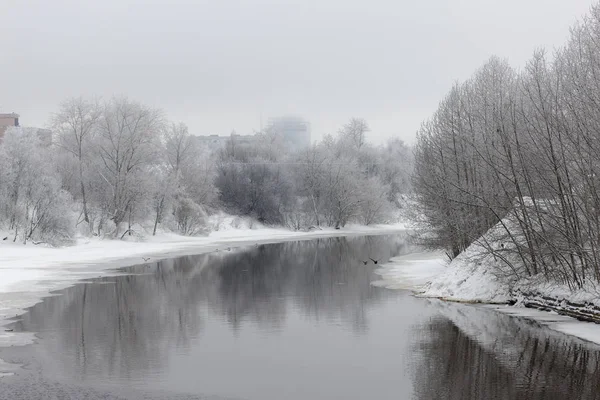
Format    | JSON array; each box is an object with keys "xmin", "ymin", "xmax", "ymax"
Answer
[{"xmin": 1, "ymin": 0, "xmax": 596, "ymax": 144}]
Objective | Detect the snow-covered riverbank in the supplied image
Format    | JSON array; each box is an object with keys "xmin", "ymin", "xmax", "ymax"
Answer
[
  {"xmin": 375, "ymin": 247, "xmax": 600, "ymax": 345},
  {"xmin": 0, "ymin": 223, "xmax": 406, "ymax": 347}
]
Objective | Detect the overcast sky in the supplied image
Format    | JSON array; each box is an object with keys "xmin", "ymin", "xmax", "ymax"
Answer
[{"xmin": 1, "ymin": 0, "xmax": 596, "ymax": 144}]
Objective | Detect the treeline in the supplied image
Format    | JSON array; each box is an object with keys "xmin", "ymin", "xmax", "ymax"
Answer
[
  {"xmin": 0, "ymin": 97, "xmax": 411, "ymax": 245},
  {"xmin": 217, "ymin": 118, "xmax": 412, "ymax": 228},
  {"xmin": 413, "ymin": 4, "xmax": 600, "ymax": 288}
]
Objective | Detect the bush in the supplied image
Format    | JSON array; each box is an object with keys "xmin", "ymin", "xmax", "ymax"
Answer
[{"xmin": 174, "ymin": 197, "xmax": 208, "ymax": 236}]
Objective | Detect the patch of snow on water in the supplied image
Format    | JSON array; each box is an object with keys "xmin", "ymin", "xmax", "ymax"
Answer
[{"xmin": 373, "ymin": 251, "xmax": 447, "ymax": 290}]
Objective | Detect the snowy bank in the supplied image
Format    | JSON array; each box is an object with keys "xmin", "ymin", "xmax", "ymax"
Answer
[
  {"xmin": 375, "ymin": 220, "xmax": 600, "ymax": 345},
  {"xmin": 420, "ymin": 241, "xmax": 513, "ymax": 304},
  {"xmin": 376, "ymin": 251, "xmax": 600, "ymax": 345},
  {"xmin": 374, "ymin": 244, "xmax": 511, "ymax": 304}
]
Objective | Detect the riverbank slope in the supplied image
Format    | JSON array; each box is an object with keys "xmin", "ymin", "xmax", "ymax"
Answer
[{"xmin": 376, "ymin": 221, "xmax": 600, "ymax": 344}]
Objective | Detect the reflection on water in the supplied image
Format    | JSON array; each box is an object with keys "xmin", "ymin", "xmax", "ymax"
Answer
[
  {"xmin": 413, "ymin": 302, "xmax": 600, "ymax": 400},
  {"xmin": 8, "ymin": 235, "xmax": 416, "ymax": 398},
  {"xmin": 5, "ymin": 234, "xmax": 600, "ymax": 400}
]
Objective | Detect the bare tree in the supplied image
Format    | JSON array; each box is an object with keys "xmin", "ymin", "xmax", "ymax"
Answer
[
  {"xmin": 0, "ymin": 128, "xmax": 74, "ymax": 244},
  {"xmin": 164, "ymin": 122, "xmax": 193, "ymax": 175},
  {"xmin": 96, "ymin": 97, "xmax": 164, "ymax": 236},
  {"xmin": 51, "ymin": 97, "xmax": 101, "ymax": 231},
  {"xmin": 340, "ymin": 118, "xmax": 369, "ymax": 150}
]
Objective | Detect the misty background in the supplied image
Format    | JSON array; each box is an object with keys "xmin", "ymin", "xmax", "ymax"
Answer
[{"xmin": 1, "ymin": 0, "xmax": 595, "ymax": 143}]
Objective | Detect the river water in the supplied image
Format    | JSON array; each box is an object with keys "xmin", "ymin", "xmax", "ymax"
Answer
[{"xmin": 1, "ymin": 234, "xmax": 600, "ymax": 399}]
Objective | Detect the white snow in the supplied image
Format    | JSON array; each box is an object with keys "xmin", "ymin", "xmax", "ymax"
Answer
[
  {"xmin": 372, "ymin": 251, "xmax": 447, "ymax": 290},
  {"xmin": 419, "ymin": 244, "xmax": 513, "ymax": 304},
  {"xmin": 376, "ymin": 221, "xmax": 600, "ymax": 345},
  {"xmin": 378, "ymin": 252, "xmax": 600, "ymax": 344},
  {"xmin": 374, "ymin": 241, "xmax": 512, "ymax": 304}
]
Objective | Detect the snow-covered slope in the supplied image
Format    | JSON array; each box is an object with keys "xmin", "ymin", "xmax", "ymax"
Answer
[
  {"xmin": 376, "ymin": 218, "xmax": 600, "ymax": 345},
  {"xmin": 376, "ymin": 221, "xmax": 513, "ymax": 303},
  {"xmin": 421, "ymin": 243, "xmax": 512, "ymax": 303}
]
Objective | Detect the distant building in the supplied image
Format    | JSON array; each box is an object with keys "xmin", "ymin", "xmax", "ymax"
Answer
[
  {"xmin": 267, "ymin": 116, "xmax": 311, "ymax": 150},
  {"xmin": 191, "ymin": 134, "xmax": 227, "ymax": 150},
  {"xmin": 0, "ymin": 113, "xmax": 19, "ymax": 139},
  {"xmin": 190, "ymin": 117, "xmax": 311, "ymax": 153},
  {"xmin": 0, "ymin": 113, "xmax": 52, "ymax": 146}
]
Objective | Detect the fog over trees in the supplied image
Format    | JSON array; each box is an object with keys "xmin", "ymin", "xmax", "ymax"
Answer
[
  {"xmin": 0, "ymin": 98, "xmax": 411, "ymax": 245},
  {"xmin": 413, "ymin": 5, "xmax": 600, "ymax": 288}
]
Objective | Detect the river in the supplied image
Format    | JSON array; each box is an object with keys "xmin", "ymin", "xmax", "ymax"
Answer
[{"xmin": 0, "ymin": 234, "xmax": 599, "ymax": 399}]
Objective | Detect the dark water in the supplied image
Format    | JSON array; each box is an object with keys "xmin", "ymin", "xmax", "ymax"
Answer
[{"xmin": 1, "ymin": 235, "xmax": 600, "ymax": 400}]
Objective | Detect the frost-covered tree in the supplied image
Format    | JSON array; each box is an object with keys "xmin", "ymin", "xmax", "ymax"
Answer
[
  {"xmin": 164, "ymin": 122, "xmax": 193, "ymax": 174},
  {"xmin": 297, "ymin": 122, "xmax": 398, "ymax": 228},
  {"xmin": 293, "ymin": 145, "xmax": 328, "ymax": 227},
  {"xmin": 0, "ymin": 128, "xmax": 74, "ymax": 244},
  {"xmin": 412, "ymin": 4, "xmax": 600, "ymax": 287},
  {"xmin": 321, "ymin": 157, "xmax": 362, "ymax": 228},
  {"xmin": 154, "ymin": 122, "xmax": 216, "ymax": 235},
  {"xmin": 51, "ymin": 97, "xmax": 101, "ymax": 231},
  {"xmin": 357, "ymin": 177, "xmax": 393, "ymax": 225},
  {"xmin": 95, "ymin": 97, "xmax": 164, "ymax": 235},
  {"xmin": 340, "ymin": 118, "xmax": 369, "ymax": 150},
  {"xmin": 380, "ymin": 138, "xmax": 413, "ymax": 203},
  {"xmin": 216, "ymin": 133, "xmax": 292, "ymax": 224},
  {"xmin": 0, "ymin": 95, "xmax": 412, "ymax": 243}
]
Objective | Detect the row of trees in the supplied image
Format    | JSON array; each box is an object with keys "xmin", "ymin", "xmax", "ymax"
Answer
[
  {"xmin": 0, "ymin": 97, "xmax": 218, "ymax": 244},
  {"xmin": 217, "ymin": 118, "xmax": 412, "ymax": 228},
  {"xmin": 0, "ymin": 98, "xmax": 411, "ymax": 245},
  {"xmin": 413, "ymin": 4, "xmax": 600, "ymax": 288}
]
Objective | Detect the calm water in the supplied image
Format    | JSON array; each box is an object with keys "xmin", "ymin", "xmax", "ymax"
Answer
[{"xmin": 1, "ymin": 235, "xmax": 600, "ymax": 400}]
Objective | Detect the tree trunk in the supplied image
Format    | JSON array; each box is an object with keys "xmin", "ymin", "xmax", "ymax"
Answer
[
  {"xmin": 153, "ymin": 198, "xmax": 164, "ymax": 236},
  {"xmin": 310, "ymin": 194, "xmax": 320, "ymax": 227},
  {"xmin": 79, "ymin": 161, "xmax": 90, "ymax": 225}
]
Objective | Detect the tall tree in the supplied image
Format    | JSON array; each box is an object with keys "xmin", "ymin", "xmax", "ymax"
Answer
[
  {"xmin": 52, "ymin": 97, "xmax": 101, "ymax": 231},
  {"xmin": 96, "ymin": 98, "xmax": 164, "ymax": 235}
]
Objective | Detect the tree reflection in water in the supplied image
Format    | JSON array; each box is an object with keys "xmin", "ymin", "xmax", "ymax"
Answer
[
  {"xmin": 412, "ymin": 301, "xmax": 600, "ymax": 400},
  {"xmin": 10, "ymin": 235, "xmax": 409, "ymax": 382},
  {"xmin": 10, "ymin": 234, "xmax": 600, "ymax": 400}
]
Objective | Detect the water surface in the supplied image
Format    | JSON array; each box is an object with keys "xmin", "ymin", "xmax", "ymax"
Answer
[{"xmin": 1, "ymin": 234, "xmax": 600, "ymax": 399}]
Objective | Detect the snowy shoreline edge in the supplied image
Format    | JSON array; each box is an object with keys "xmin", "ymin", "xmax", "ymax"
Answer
[
  {"xmin": 375, "ymin": 251, "xmax": 600, "ymax": 346},
  {"xmin": 0, "ymin": 225, "xmax": 406, "ymax": 337},
  {"xmin": 0, "ymin": 224, "xmax": 408, "ymax": 377}
]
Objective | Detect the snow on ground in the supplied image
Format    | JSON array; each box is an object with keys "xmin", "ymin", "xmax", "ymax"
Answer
[
  {"xmin": 375, "ymin": 222, "xmax": 600, "ymax": 345},
  {"xmin": 512, "ymin": 277, "xmax": 600, "ymax": 308},
  {"xmin": 420, "ymin": 243, "xmax": 513, "ymax": 304},
  {"xmin": 377, "ymin": 252, "xmax": 600, "ymax": 344},
  {"xmin": 0, "ymin": 222, "xmax": 406, "ymax": 349},
  {"xmin": 374, "ymin": 242, "xmax": 511, "ymax": 303}
]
